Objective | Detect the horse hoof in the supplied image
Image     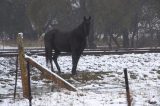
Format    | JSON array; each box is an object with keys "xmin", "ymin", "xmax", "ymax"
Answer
[
  {"xmin": 57, "ymin": 71, "xmax": 61, "ymax": 75},
  {"xmin": 72, "ymin": 72, "xmax": 77, "ymax": 76}
]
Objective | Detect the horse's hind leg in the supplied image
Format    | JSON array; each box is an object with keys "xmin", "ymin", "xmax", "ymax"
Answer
[
  {"xmin": 53, "ymin": 51, "xmax": 61, "ymax": 73},
  {"xmin": 46, "ymin": 46, "xmax": 54, "ymax": 72},
  {"xmin": 50, "ymin": 59, "xmax": 54, "ymax": 72}
]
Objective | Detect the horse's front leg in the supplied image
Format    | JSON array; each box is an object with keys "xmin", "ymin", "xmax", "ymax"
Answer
[{"xmin": 72, "ymin": 53, "xmax": 81, "ymax": 75}]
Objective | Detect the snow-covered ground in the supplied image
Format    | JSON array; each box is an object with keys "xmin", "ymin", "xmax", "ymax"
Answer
[{"xmin": 1, "ymin": 53, "xmax": 160, "ymax": 106}]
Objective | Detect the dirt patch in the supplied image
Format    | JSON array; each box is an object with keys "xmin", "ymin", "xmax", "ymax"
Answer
[{"xmin": 60, "ymin": 71, "xmax": 112, "ymax": 83}]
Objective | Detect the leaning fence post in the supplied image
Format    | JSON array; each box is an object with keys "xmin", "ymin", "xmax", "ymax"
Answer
[
  {"xmin": 124, "ymin": 68, "xmax": 132, "ymax": 106},
  {"xmin": 17, "ymin": 33, "xmax": 30, "ymax": 99}
]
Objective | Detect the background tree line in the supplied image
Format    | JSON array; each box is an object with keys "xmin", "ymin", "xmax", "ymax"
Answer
[{"xmin": 0, "ymin": 0, "xmax": 160, "ymax": 49}]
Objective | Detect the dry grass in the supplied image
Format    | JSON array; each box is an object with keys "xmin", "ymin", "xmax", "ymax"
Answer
[{"xmin": 1, "ymin": 39, "xmax": 44, "ymax": 47}]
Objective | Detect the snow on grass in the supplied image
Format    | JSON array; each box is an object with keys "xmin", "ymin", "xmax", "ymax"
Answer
[{"xmin": 0, "ymin": 53, "xmax": 160, "ymax": 105}]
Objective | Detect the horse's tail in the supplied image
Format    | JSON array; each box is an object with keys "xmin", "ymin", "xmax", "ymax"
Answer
[
  {"xmin": 44, "ymin": 29, "xmax": 58, "ymax": 66},
  {"xmin": 44, "ymin": 44, "xmax": 50, "ymax": 66}
]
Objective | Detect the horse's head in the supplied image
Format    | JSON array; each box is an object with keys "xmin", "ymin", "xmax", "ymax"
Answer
[{"xmin": 83, "ymin": 16, "xmax": 91, "ymax": 36}]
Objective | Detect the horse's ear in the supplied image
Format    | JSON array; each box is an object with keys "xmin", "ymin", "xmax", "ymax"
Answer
[
  {"xmin": 83, "ymin": 16, "xmax": 87, "ymax": 21},
  {"xmin": 88, "ymin": 16, "xmax": 91, "ymax": 20}
]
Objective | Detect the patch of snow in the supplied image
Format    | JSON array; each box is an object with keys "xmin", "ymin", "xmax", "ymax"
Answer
[{"xmin": 1, "ymin": 53, "xmax": 160, "ymax": 105}]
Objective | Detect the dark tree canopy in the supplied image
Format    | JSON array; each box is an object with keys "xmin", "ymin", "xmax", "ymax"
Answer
[{"xmin": 0, "ymin": 0, "xmax": 160, "ymax": 48}]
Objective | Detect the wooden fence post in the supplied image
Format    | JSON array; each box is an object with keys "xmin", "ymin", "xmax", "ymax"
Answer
[
  {"xmin": 26, "ymin": 61, "xmax": 32, "ymax": 106},
  {"xmin": 14, "ymin": 55, "xmax": 18, "ymax": 99},
  {"xmin": 124, "ymin": 68, "xmax": 132, "ymax": 106},
  {"xmin": 17, "ymin": 33, "xmax": 30, "ymax": 99}
]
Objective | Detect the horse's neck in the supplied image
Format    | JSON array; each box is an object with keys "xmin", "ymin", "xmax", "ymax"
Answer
[{"xmin": 73, "ymin": 23, "xmax": 87, "ymax": 38}]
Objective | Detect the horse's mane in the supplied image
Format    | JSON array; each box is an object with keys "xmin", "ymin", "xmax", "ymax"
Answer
[{"xmin": 70, "ymin": 20, "xmax": 87, "ymax": 37}]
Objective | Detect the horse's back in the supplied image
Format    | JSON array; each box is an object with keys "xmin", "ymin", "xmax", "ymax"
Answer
[
  {"xmin": 44, "ymin": 27, "xmax": 87, "ymax": 52},
  {"xmin": 45, "ymin": 29, "xmax": 71, "ymax": 52}
]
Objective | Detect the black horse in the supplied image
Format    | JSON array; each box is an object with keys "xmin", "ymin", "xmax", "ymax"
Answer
[{"xmin": 44, "ymin": 16, "xmax": 91, "ymax": 75}]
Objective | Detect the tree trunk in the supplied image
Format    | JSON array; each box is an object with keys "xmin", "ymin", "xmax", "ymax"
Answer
[
  {"xmin": 157, "ymin": 31, "xmax": 160, "ymax": 46},
  {"xmin": 111, "ymin": 35, "xmax": 120, "ymax": 48},
  {"xmin": 109, "ymin": 34, "xmax": 112, "ymax": 50},
  {"xmin": 88, "ymin": 16, "xmax": 96, "ymax": 49},
  {"xmin": 123, "ymin": 29, "xmax": 129, "ymax": 48},
  {"xmin": 131, "ymin": 21, "xmax": 138, "ymax": 48}
]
